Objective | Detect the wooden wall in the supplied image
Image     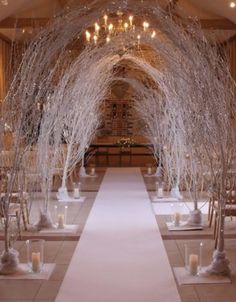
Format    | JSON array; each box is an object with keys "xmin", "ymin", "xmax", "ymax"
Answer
[
  {"xmin": 0, "ymin": 37, "xmax": 11, "ymax": 101},
  {"xmin": 224, "ymin": 35, "xmax": 236, "ymax": 82}
]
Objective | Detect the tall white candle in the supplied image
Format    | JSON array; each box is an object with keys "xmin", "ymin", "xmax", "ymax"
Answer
[
  {"xmin": 147, "ymin": 167, "xmax": 152, "ymax": 175},
  {"xmin": 189, "ymin": 254, "xmax": 198, "ymax": 275},
  {"xmin": 32, "ymin": 252, "xmax": 40, "ymax": 273},
  {"xmin": 58, "ymin": 214, "xmax": 65, "ymax": 229}
]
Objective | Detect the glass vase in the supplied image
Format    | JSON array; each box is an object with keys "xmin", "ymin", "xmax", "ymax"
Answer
[
  {"xmin": 26, "ymin": 239, "xmax": 45, "ymax": 273},
  {"xmin": 185, "ymin": 242, "xmax": 203, "ymax": 276},
  {"xmin": 54, "ymin": 205, "xmax": 68, "ymax": 229}
]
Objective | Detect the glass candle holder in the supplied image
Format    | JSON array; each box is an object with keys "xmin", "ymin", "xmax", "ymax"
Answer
[
  {"xmin": 185, "ymin": 242, "xmax": 203, "ymax": 276},
  {"xmin": 170, "ymin": 203, "xmax": 183, "ymax": 226},
  {"xmin": 26, "ymin": 239, "xmax": 45, "ymax": 273},
  {"xmin": 73, "ymin": 182, "xmax": 81, "ymax": 199},
  {"xmin": 156, "ymin": 181, "xmax": 164, "ymax": 198},
  {"xmin": 54, "ymin": 205, "xmax": 68, "ymax": 229}
]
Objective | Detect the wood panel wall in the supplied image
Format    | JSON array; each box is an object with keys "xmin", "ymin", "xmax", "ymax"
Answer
[
  {"xmin": 224, "ymin": 35, "xmax": 236, "ymax": 82},
  {"xmin": 0, "ymin": 38, "xmax": 11, "ymax": 101}
]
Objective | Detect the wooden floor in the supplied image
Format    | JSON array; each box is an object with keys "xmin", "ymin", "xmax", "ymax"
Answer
[{"xmin": 0, "ymin": 167, "xmax": 236, "ymax": 301}]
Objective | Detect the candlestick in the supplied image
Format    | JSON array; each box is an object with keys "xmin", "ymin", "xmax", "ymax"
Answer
[
  {"xmin": 93, "ymin": 35, "xmax": 98, "ymax": 45},
  {"xmin": 143, "ymin": 21, "xmax": 149, "ymax": 31},
  {"xmin": 103, "ymin": 14, "xmax": 108, "ymax": 28},
  {"xmin": 108, "ymin": 23, "xmax": 113, "ymax": 34},
  {"xmin": 129, "ymin": 15, "xmax": 133, "ymax": 26},
  {"xmin": 174, "ymin": 212, "xmax": 181, "ymax": 226},
  {"xmin": 85, "ymin": 30, "xmax": 91, "ymax": 42},
  {"xmin": 58, "ymin": 214, "xmax": 65, "ymax": 229},
  {"xmin": 32, "ymin": 252, "xmax": 40, "ymax": 273},
  {"xmin": 189, "ymin": 254, "xmax": 198, "ymax": 275},
  {"xmin": 151, "ymin": 30, "xmax": 156, "ymax": 38},
  {"xmin": 94, "ymin": 22, "xmax": 100, "ymax": 35}
]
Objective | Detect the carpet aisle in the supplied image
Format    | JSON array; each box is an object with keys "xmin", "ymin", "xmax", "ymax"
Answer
[{"xmin": 56, "ymin": 168, "xmax": 181, "ymax": 302}]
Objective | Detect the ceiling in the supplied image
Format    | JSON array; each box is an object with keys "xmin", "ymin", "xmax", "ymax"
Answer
[{"xmin": 0, "ymin": 0, "xmax": 235, "ymax": 42}]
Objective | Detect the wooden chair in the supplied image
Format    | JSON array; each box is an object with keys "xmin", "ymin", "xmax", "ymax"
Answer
[
  {"xmin": 0, "ymin": 169, "xmax": 30, "ymax": 231},
  {"xmin": 209, "ymin": 189, "xmax": 236, "ymax": 248}
]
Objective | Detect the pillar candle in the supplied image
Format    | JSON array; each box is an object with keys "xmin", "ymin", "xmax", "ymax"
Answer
[
  {"xmin": 32, "ymin": 252, "xmax": 40, "ymax": 273},
  {"xmin": 147, "ymin": 167, "xmax": 152, "ymax": 175},
  {"xmin": 157, "ymin": 187, "xmax": 163, "ymax": 198},
  {"xmin": 58, "ymin": 214, "xmax": 65, "ymax": 229},
  {"xmin": 91, "ymin": 167, "xmax": 95, "ymax": 176},
  {"xmin": 189, "ymin": 254, "xmax": 199, "ymax": 275},
  {"xmin": 74, "ymin": 188, "xmax": 80, "ymax": 199},
  {"xmin": 174, "ymin": 212, "xmax": 181, "ymax": 226}
]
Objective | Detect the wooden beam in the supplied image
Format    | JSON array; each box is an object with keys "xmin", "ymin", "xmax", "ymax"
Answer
[
  {"xmin": 0, "ymin": 18, "xmax": 49, "ymax": 29},
  {"xmin": 165, "ymin": 0, "xmax": 179, "ymax": 13},
  {"xmin": 0, "ymin": 16, "xmax": 235, "ymax": 30},
  {"xmin": 0, "ymin": 32, "xmax": 11, "ymax": 43},
  {"xmin": 199, "ymin": 19, "xmax": 236, "ymax": 30}
]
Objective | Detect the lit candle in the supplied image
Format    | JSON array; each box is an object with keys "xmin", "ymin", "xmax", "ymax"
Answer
[
  {"xmin": 108, "ymin": 23, "xmax": 113, "ymax": 34},
  {"xmin": 32, "ymin": 252, "xmax": 40, "ymax": 273},
  {"xmin": 93, "ymin": 35, "xmax": 98, "ymax": 45},
  {"xmin": 174, "ymin": 212, "xmax": 181, "ymax": 226},
  {"xmin": 143, "ymin": 21, "xmax": 149, "ymax": 31},
  {"xmin": 106, "ymin": 36, "xmax": 110, "ymax": 43},
  {"xmin": 147, "ymin": 166, "xmax": 152, "ymax": 175},
  {"xmin": 103, "ymin": 14, "xmax": 108, "ymax": 27},
  {"xmin": 124, "ymin": 22, "xmax": 128, "ymax": 31},
  {"xmin": 85, "ymin": 30, "xmax": 91, "ymax": 42},
  {"xmin": 91, "ymin": 167, "xmax": 95, "ymax": 175},
  {"xmin": 58, "ymin": 214, "xmax": 65, "ymax": 229},
  {"xmin": 137, "ymin": 34, "xmax": 141, "ymax": 46},
  {"xmin": 189, "ymin": 254, "xmax": 199, "ymax": 275},
  {"xmin": 151, "ymin": 30, "xmax": 156, "ymax": 38},
  {"xmin": 94, "ymin": 22, "xmax": 100, "ymax": 35},
  {"xmin": 157, "ymin": 187, "xmax": 163, "ymax": 198},
  {"xmin": 74, "ymin": 187, "xmax": 80, "ymax": 199},
  {"xmin": 129, "ymin": 15, "xmax": 133, "ymax": 26}
]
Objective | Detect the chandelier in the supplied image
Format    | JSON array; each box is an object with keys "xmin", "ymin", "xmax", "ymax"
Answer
[{"xmin": 84, "ymin": 12, "xmax": 156, "ymax": 46}]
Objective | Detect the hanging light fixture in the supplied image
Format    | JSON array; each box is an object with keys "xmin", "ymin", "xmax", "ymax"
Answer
[{"xmin": 84, "ymin": 13, "xmax": 156, "ymax": 46}]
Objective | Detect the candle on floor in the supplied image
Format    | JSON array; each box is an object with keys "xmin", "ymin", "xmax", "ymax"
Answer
[
  {"xmin": 189, "ymin": 254, "xmax": 199, "ymax": 275},
  {"xmin": 157, "ymin": 187, "xmax": 163, "ymax": 198},
  {"xmin": 74, "ymin": 187, "xmax": 80, "ymax": 199},
  {"xmin": 32, "ymin": 252, "xmax": 40, "ymax": 273},
  {"xmin": 91, "ymin": 167, "xmax": 95, "ymax": 176},
  {"xmin": 174, "ymin": 212, "xmax": 181, "ymax": 226},
  {"xmin": 58, "ymin": 214, "xmax": 65, "ymax": 229}
]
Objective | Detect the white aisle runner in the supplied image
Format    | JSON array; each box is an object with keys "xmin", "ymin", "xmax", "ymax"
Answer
[{"xmin": 55, "ymin": 168, "xmax": 181, "ymax": 302}]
